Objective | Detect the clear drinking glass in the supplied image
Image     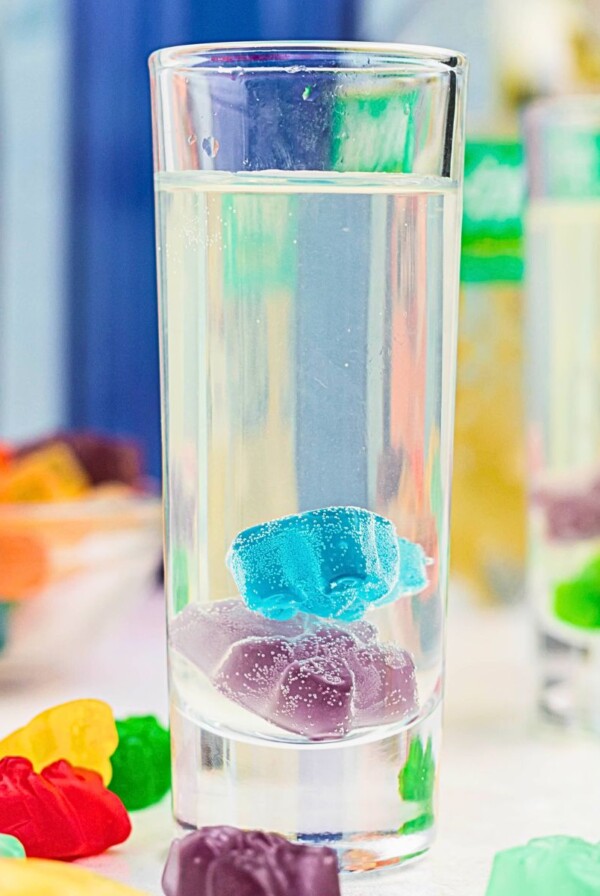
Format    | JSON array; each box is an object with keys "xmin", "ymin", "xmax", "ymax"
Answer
[
  {"xmin": 524, "ymin": 96, "xmax": 600, "ymax": 732},
  {"xmin": 150, "ymin": 41, "xmax": 467, "ymax": 872}
]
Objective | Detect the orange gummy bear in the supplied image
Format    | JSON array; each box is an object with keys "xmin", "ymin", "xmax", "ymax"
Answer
[{"xmin": 0, "ymin": 532, "xmax": 49, "ymax": 599}]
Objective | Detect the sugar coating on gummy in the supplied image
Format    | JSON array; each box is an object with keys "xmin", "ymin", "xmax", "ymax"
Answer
[
  {"xmin": 162, "ymin": 826, "xmax": 341, "ymax": 896},
  {"xmin": 172, "ymin": 599, "xmax": 306, "ymax": 677},
  {"xmin": 172, "ymin": 600, "xmax": 418, "ymax": 739},
  {"xmin": 485, "ymin": 836, "xmax": 600, "ymax": 896},
  {"xmin": 226, "ymin": 506, "xmax": 428, "ymax": 622}
]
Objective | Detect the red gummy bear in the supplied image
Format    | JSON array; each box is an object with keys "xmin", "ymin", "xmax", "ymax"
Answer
[{"xmin": 0, "ymin": 756, "xmax": 131, "ymax": 860}]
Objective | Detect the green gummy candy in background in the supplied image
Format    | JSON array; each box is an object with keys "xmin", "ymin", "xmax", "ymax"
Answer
[
  {"xmin": 398, "ymin": 737, "xmax": 435, "ymax": 834},
  {"xmin": 109, "ymin": 715, "xmax": 171, "ymax": 811},
  {"xmin": 554, "ymin": 555, "xmax": 600, "ymax": 629},
  {"xmin": 486, "ymin": 836, "xmax": 600, "ymax": 896},
  {"xmin": 398, "ymin": 737, "xmax": 435, "ymax": 802},
  {"xmin": 0, "ymin": 833, "xmax": 26, "ymax": 858}
]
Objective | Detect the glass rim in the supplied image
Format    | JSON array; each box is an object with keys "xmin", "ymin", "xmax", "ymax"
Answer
[{"xmin": 148, "ymin": 40, "xmax": 467, "ymax": 77}]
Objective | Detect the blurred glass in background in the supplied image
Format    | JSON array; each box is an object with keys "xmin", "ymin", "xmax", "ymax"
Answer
[
  {"xmin": 363, "ymin": 0, "xmax": 600, "ymax": 602},
  {"xmin": 452, "ymin": 142, "xmax": 526, "ymax": 604},
  {"xmin": 524, "ymin": 96, "xmax": 600, "ymax": 730}
]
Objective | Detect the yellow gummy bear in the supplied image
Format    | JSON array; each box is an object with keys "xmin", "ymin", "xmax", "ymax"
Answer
[
  {"xmin": 0, "ymin": 699, "xmax": 118, "ymax": 785},
  {"xmin": 0, "ymin": 858, "xmax": 149, "ymax": 895},
  {"xmin": 0, "ymin": 443, "xmax": 90, "ymax": 502}
]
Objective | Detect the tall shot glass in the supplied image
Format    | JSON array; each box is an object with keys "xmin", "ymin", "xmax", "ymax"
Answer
[
  {"xmin": 150, "ymin": 42, "xmax": 467, "ymax": 872},
  {"xmin": 524, "ymin": 97, "xmax": 600, "ymax": 732}
]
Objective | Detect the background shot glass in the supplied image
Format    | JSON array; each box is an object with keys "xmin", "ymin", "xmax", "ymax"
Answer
[
  {"xmin": 525, "ymin": 96, "xmax": 600, "ymax": 732},
  {"xmin": 150, "ymin": 41, "xmax": 466, "ymax": 872}
]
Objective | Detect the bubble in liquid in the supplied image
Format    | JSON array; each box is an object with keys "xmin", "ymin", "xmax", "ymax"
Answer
[{"xmin": 187, "ymin": 134, "xmax": 197, "ymax": 145}]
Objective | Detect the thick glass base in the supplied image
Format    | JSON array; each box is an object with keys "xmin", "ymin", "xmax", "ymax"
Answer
[
  {"xmin": 170, "ymin": 699, "xmax": 440, "ymax": 874},
  {"xmin": 538, "ymin": 627, "xmax": 600, "ymax": 733}
]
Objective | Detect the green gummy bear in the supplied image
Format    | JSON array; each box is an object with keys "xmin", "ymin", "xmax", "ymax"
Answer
[
  {"xmin": 399, "ymin": 737, "xmax": 435, "ymax": 801},
  {"xmin": 108, "ymin": 715, "xmax": 171, "ymax": 811},
  {"xmin": 0, "ymin": 833, "xmax": 26, "ymax": 858},
  {"xmin": 486, "ymin": 836, "xmax": 600, "ymax": 896},
  {"xmin": 398, "ymin": 737, "xmax": 435, "ymax": 834},
  {"xmin": 554, "ymin": 555, "xmax": 600, "ymax": 629}
]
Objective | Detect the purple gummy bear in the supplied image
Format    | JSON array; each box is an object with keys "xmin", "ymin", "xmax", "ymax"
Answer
[
  {"xmin": 171, "ymin": 600, "xmax": 418, "ymax": 739},
  {"xmin": 162, "ymin": 826, "xmax": 341, "ymax": 896},
  {"xmin": 347, "ymin": 642, "xmax": 420, "ymax": 726},
  {"xmin": 269, "ymin": 656, "xmax": 355, "ymax": 738},
  {"xmin": 172, "ymin": 600, "xmax": 305, "ymax": 677},
  {"xmin": 536, "ymin": 477, "xmax": 600, "ymax": 541}
]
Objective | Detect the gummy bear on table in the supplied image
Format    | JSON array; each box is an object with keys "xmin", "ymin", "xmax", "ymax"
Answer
[
  {"xmin": 227, "ymin": 506, "xmax": 429, "ymax": 623},
  {"xmin": 485, "ymin": 836, "xmax": 600, "ymax": 896},
  {"xmin": 0, "ymin": 756, "xmax": 131, "ymax": 860},
  {"xmin": 0, "ymin": 833, "xmax": 25, "ymax": 858},
  {"xmin": 0, "ymin": 699, "xmax": 118, "ymax": 784},
  {"xmin": 109, "ymin": 715, "xmax": 171, "ymax": 811},
  {"xmin": 0, "ymin": 857, "xmax": 149, "ymax": 895},
  {"xmin": 162, "ymin": 826, "xmax": 341, "ymax": 896}
]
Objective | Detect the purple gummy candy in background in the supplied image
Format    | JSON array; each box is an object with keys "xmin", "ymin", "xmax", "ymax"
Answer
[
  {"xmin": 536, "ymin": 478, "xmax": 600, "ymax": 540},
  {"xmin": 17, "ymin": 430, "xmax": 143, "ymax": 485},
  {"xmin": 171, "ymin": 599, "xmax": 418, "ymax": 739},
  {"xmin": 162, "ymin": 826, "xmax": 341, "ymax": 896}
]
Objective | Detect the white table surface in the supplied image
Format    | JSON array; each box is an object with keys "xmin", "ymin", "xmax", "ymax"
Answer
[{"xmin": 1, "ymin": 591, "xmax": 598, "ymax": 895}]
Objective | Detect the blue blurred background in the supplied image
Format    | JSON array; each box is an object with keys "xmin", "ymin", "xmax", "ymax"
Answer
[{"xmin": 0, "ymin": 0, "xmax": 597, "ymax": 477}]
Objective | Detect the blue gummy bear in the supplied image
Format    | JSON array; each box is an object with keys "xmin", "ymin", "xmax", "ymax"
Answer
[
  {"xmin": 396, "ymin": 538, "xmax": 429, "ymax": 595},
  {"xmin": 226, "ymin": 506, "xmax": 428, "ymax": 622}
]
